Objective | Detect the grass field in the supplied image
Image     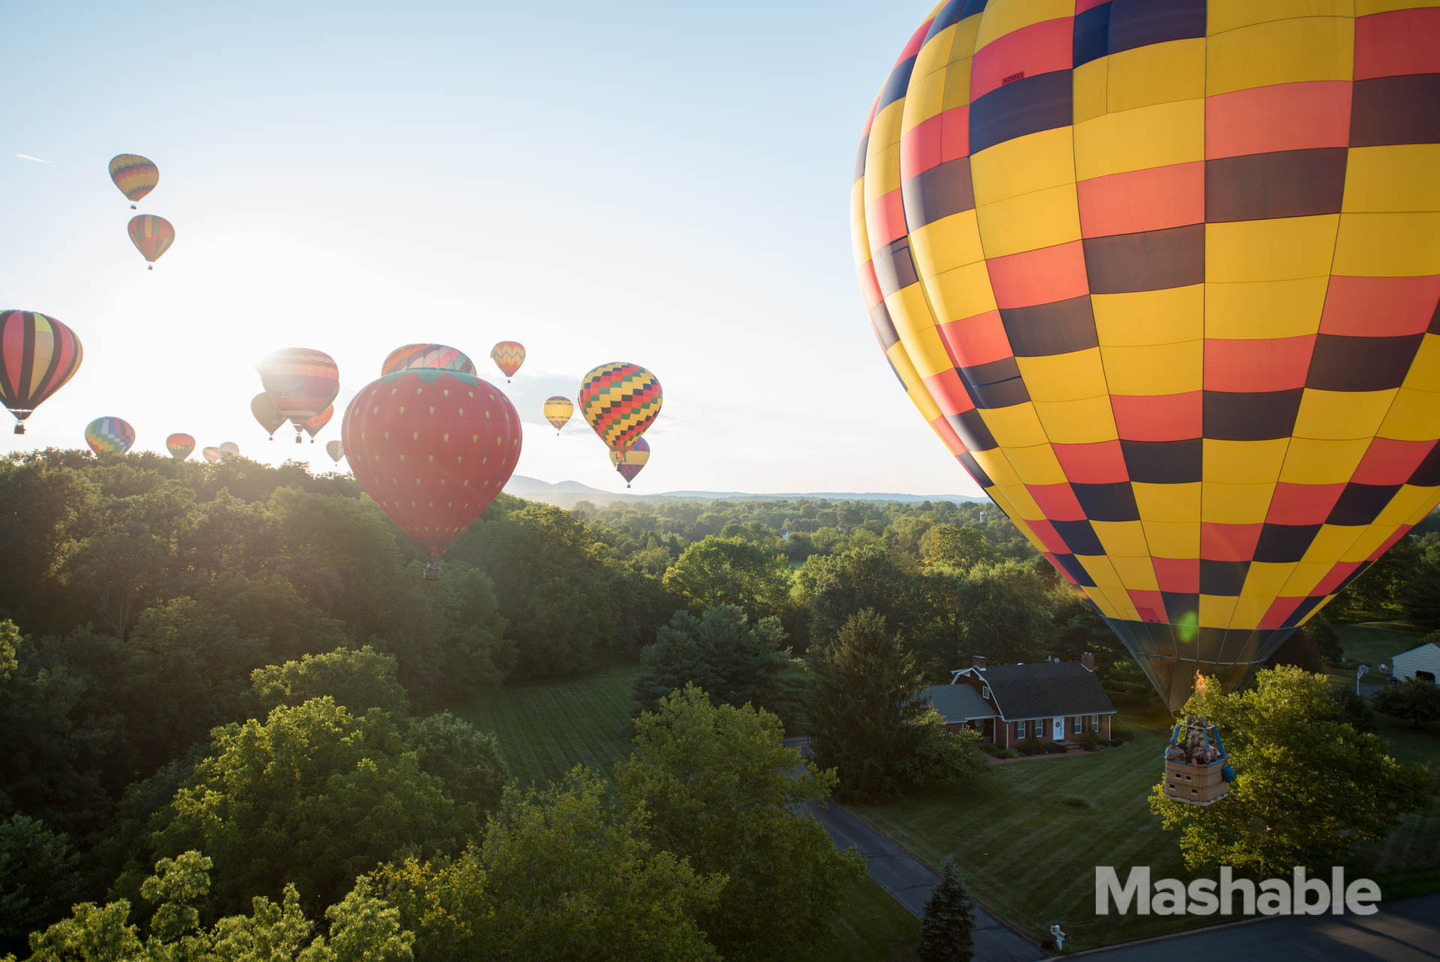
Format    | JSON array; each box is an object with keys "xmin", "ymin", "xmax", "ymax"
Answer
[
  {"xmin": 456, "ymin": 667, "xmax": 919, "ymax": 962},
  {"xmin": 1335, "ymin": 621, "xmax": 1428, "ymax": 684}
]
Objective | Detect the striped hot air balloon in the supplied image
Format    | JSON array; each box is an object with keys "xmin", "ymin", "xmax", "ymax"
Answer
[
  {"xmin": 381, "ymin": 343, "xmax": 476, "ymax": 377},
  {"xmin": 0, "ymin": 310, "xmax": 83, "ymax": 434},
  {"xmin": 127, "ymin": 215, "xmax": 175, "ymax": 269},
  {"xmin": 166, "ymin": 433, "xmax": 196, "ymax": 460},
  {"xmin": 256, "ymin": 348, "xmax": 340, "ymax": 444},
  {"xmin": 85, "ymin": 417, "xmax": 135, "ymax": 456},
  {"xmin": 490, "ymin": 341, "xmax": 525, "ymax": 381},
  {"xmin": 202, "ymin": 446, "xmax": 221, "ymax": 463},
  {"xmin": 109, "ymin": 154, "xmax": 158, "ymax": 208},
  {"xmin": 577, "ymin": 362, "xmax": 662, "ymax": 454}
]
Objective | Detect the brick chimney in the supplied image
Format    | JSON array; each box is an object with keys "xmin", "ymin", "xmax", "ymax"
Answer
[
  {"xmin": 1081, "ymin": 652, "xmax": 1095, "ymax": 672},
  {"xmin": 972, "ymin": 655, "xmax": 987, "ymax": 671}
]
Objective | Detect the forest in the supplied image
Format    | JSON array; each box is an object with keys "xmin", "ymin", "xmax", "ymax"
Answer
[{"xmin": 2, "ymin": 449, "xmax": 1439, "ymax": 959}]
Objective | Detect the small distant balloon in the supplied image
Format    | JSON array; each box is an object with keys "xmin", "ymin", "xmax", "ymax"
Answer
[
  {"xmin": 109, "ymin": 154, "xmax": 158, "ymax": 208},
  {"xmin": 303, "ymin": 405, "xmax": 333, "ymax": 442},
  {"xmin": 326, "ymin": 439, "xmax": 344, "ymax": 463},
  {"xmin": 490, "ymin": 341, "xmax": 525, "ymax": 382},
  {"xmin": 219, "ymin": 441, "xmax": 240, "ymax": 460},
  {"xmin": 202, "ymin": 446, "xmax": 221, "ymax": 463},
  {"xmin": 256, "ymin": 348, "xmax": 340, "ymax": 444},
  {"xmin": 85, "ymin": 417, "xmax": 135, "ymax": 456},
  {"xmin": 166, "ymin": 433, "xmax": 196, "ymax": 460},
  {"xmin": 543, "ymin": 396, "xmax": 574, "ymax": 434},
  {"xmin": 127, "ymin": 215, "xmax": 174, "ymax": 269},
  {"xmin": 611, "ymin": 436, "xmax": 650, "ymax": 488},
  {"xmin": 251, "ymin": 393, "xmax": 287, "ymax": 439},
  {"xmin": 382, "ymin": 343, "xmax": 476, "ymax": 377},
  {"xmin": 0, "ymin": 310, "xmax": 83, "ymax": 434}
]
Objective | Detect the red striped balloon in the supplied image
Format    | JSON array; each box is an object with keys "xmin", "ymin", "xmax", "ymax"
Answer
[{"xmin": 0, "ymin": 310, "xmax": 83, "ymax": 434}]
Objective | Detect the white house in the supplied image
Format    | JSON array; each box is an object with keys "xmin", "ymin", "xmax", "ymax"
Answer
[{"xmin": 1391, "ymin": 642, "xmax": 1440, "ymax": 684}]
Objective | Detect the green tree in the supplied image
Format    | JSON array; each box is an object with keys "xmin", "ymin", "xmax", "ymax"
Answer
[
  {"xmin": 0, "ymin": 816, "xmax": 80, "ymax": 956},
  {"xmin": 0, "ymin": 621, "xmax": 18, "ymax": 681},
  {"xmin": 250, "ymin": 646, "xmax": 410, "ymax": 716},
  {"xmin": 918, "ymin": 857, "xmax": 974, "ymax": 962},
  {"xmin": 662, "ymin": 537, "xmax": 793, "ymax": 621},
  {"xmin": 1150, "ymin": 666, "xmax": 1432, "ymax": 875},
  {"xmin": 1373, "ymin": 678, "xmax": 1440, "ymax": 728},
  {"xmin": 614, "ymin": 685, "xmax": 863, "ymax": 962}
]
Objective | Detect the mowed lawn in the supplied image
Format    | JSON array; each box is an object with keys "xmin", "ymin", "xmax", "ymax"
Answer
[{"xmin": 456, "ymin": 667, "xmax": 919, "ymax": 962}]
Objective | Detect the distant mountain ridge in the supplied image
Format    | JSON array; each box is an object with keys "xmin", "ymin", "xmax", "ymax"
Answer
[{"xmin": 502, "ymin": 475, "xmax": 985, "ymax": 508}]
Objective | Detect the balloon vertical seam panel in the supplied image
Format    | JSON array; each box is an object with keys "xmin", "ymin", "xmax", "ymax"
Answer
[{"xmin": 853, "ymin": 1, "xmax": 1440, "ymax": 707}]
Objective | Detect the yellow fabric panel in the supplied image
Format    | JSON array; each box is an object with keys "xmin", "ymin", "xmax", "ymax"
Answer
[
  {"xmin": 1073, "ymin": 99, "xmax": 1204, "ymax": 180},
  {"xmin": 901, "ymin": 66, "xmax": 947, "ymax": 132},
  {"xmin": 1229, "ymin": 596, "xmax": 1273, "ymax": 630},
  {"xmin": 940, "ymin": 34, "xmax": 978, "ymax": 113},
  {"xmin": 1073, "ymin": 58, "xmax": 1108, "ymax": 124},
  {"xmin": 1093, "ymin": 285, "xmax": 1204, "ymax": 346},
  {"xmin": 1002, "ymin": 442, "xmax": 1068, "ymax": 484},
  {"xmin": 863, "ymin": 110, "xmax": 905, "ymax": 203},
  {"xmin": 1333, "ymin": 213, "xmax": 1440, "ymax": 276},
  {"xmin": 1205, "ymin": 216, "xmax": 1340, "ymax": 283},
  {"xmin": 1205, "ymin": 17, "xmax": 1354, "ymax": 96},
  {"xmin": 1110, "ymin": 553, "xmax": 1161, "ymax": 590},
  {"xmin": 1015, "ymin": 349, "xmax": 1108, "ymax": 403},
  {"xmin": 1302, "ymin": 525, "xmax": 1364, "ymax": 565},
  {"xmin": 1379, "ymin": 387, "xmax": 1440, "ymax": 440},
  {"xmin": 1095, "ymin": 521, "xmax": 1153, "ymax": 560},
  {"xmin": 970, "ymin": 127, "xmax": 1076, "ymax": 207},
  {"xmin": 1280, "ymin": 562, "xmax": 1329, "ymax": 597},
  {"xmin": 978, "ymin": 402, "xmax": 1049, "ymax": 447},
  {"xmin": 1293, "ymin": 388, "xmax": 1398, "ymax": 440},
  {"xmin": 974, "ymin": 183, "xmax": 1082, "ymax": 258},
  {"xmin": 1203, "ymin": 277, "xmax": 1330, "ymax": 339},
  {"xmin": 1032, "ymin": 395, "xmax": 1120, "ymax": 443},
  {"xmin": 887, "ymin": 285, "xmax": 950, "ymax": 375},
  {"xmin": 1404, "ymin": 491, "xmax": 1440, "ymax": 525},
  {"xmin": 886, "ymin": 344, "xmax": 943, "ymax": 422},
  {"xmin": 1207, "ymin": 0, "xmax": 1354, "ymax": 34},
  {"xmin": 995, "ymin": 483, "xmax": 1045, "ymax": 520},
  {"xmin": 1242, "ymin": 562, "xmax": 1298, "ymax": 598},
  {"xmin": 1105, "ymin": 38, "xmax": 1206, "ymax": 113},
  {"xmin": 974, "ymin": 0, "xmax": 1074, "ymax": 47},
  {"xmin": 971, "ymin": 447, "xmax": 1022, "ymax": 488},
  {"xmin": 1101, "ymin": 339, "xmax": 1203, "ymax": 394},
  {"xmin": 1133, "ymin": 482, "xmax": 1202, "ymax": 523},
  {"xmin": 850, "ymin": 182, "xmax": 872, "ymax": 267},
  {"xmin": 1402, "ymin": 335, "xmax": 1440, "ymax": 394},
  {"xmin": 1096, "ymin": 589, "xmax": 1135, "ymax": 621},
  {"xmin": 1202, "ymin": 439, "xmax": 1290, "ymax": 484},
  {"xmin": 911, "ymin": 210, "xmax": 985, "ymax": 278},
  {"xmin": 928, "ymin": 260, "xmax": 999, "ymax": 322},
  {"xmin": 1081, "ymin": 555, "xmax": 1126, "ymax": 590},
  {"xmin": 1199, "ymin": 594, "xmax": 1239, "ymax": 628},
  {"xmin": 1357, "ymin": 0, "xmax": 1437, "ymax": 12},
  {"xmin": 1376, "ymin": 485, "xmax": 1440, "ymax": 526},
  {"xmin": 1199, "ymin": 482, "xmax": 1275, "ymax": 524},
  {"xmin": 1339, "ymin": 525, "xmax": 1396, "ymax": 563},
  {"xmin": 1343, "ymin": 146, "xmax": 1440, "ymax": 214},
  {"xmin": 987, "ymin": 487, "xmax": 1025, "ymax": 522},
  {"xmin": 1278, "ymin": 437, "xmax": 1372, "ymax": 485},
  {"xmin": 1142, "ymin": 520, "xmax": 1200, "ymax": 557},
  {"xmin": 911, "ymin": 22, "xmax": 957, "ymax": 86}
]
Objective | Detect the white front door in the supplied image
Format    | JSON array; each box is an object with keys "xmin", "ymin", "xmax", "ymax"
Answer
[{"xmin": 1053, "ymin": 718, "xmax": 1065, "ymax": 741}]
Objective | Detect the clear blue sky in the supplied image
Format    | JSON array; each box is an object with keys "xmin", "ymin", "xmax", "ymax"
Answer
[{"xmin": 4, "ymin": 0, "xmax": 982, "ymax": 496}]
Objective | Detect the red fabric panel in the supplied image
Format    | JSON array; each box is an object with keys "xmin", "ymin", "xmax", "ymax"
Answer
[
  {"xmin": 937, "ymin": 310, "xmax": 1014, "ymax": 367},
  {"xmin": 1201, "ymin": 522, "xmax": 1264, "ymax": 561},
  {"xmin": 1053, "ymin": 439, "xmax": 1130, "ymax": 483},
  {"xmin": 1320, "ymin": 275, "xmax": 1440, "ymax": 336},
  {"xmin": 970, "ymin": 17, "xmax": 1075, "ymax": 101},
  {"xmin": 1203, "ymin": 336, "xmax": 1316, "ymax": 392},
  {"xmin": 1355, "ymin": 8, "xmax": 1440, "ymax": 80},
  {"xmin": 987, "ymin": 241, "xmax": 1090, "ymax": 309},
  {"xmin": 1352, "ymin": 438, "xmax": 1435, "ymax": 485},
  {"xmin": 923, "ymin": 368, "xmax": 978, "ymax": 416},
  {"xmin": 1111, "ymin": 392, "xmax": 1203, "ymax": 441},
  {"xmin": 1265, "ymin": 482, "xmax": 1347, "ymax": 525},
  {"xmin": 1205, "ymin": 82, "xmax": 1352, "ymax": 158},
  {"xmin": 1026, "ymin": 482, "xmax": 1088, "ymax": 520},
  {"xmin": 1153, "ymin": 556, "xmax": 1200, "ymax": 592},
  {"xmin": 1077, "ymin": 162, "xmax": 1205, "ymax": 237}
]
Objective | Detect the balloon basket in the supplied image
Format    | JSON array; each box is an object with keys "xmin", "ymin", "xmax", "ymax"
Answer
[
  {"xmin": 147, "ymin": 265, "xmax": 153, "ymax": 271},
  {"xmin": 295, "ymin": 436, "xmax": 302, "ymax": 444},
  {"xmin": 1162, "ymin": 716, "xmax": 1232, "ymax": 806},
  {"xmin": 13, "ymin": 424, "xmax": 23, "ymax": 435}
]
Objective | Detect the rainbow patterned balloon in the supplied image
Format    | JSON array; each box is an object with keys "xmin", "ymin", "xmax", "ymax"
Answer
[
  {"xmin": 381, "ymin": 343, "xmax": 476, "ymax": 377},
  {"xmin": 85, "ymin": 417, "xmax": 135, "ymax": 456},
  {"xmin": 490, "ymin": 341, "xmax": 525, "ymax": 381},
  {"xmin": 166, "ymin": 433, "xmax": 196, "ymax": 460},
  {"xmin": 577, "ymin": 362, "xmax": 663, "ymax": 454},
  {"xmin": 0, "ymin": 310, "xmax": 83, "ymax": 434},
  {"xmin": 109, "ymin": 154, "xmax": 158, "ymax": 207},
  {"xmin": 127, "ymin": 215, "xmax": 174, "ymax": 269},
  {"xmin": 610, "ymin": 436, "xmax": 650, "ymax": 486},
  {"xmin": 543, "ymin": 395, "xmax": 575, "ymax": 433},
  {"xmin": 202, "ymin": 446, "xmax": 221, "ymax": 464},
  {"xmin": 853, "ymin": 0, "xmax": 1440, "ymax": 708}
]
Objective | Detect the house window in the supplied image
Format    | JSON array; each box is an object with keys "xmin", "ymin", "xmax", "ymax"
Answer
[
  {"xmin": 1016, "ymin": 721, "xmax": 1027, "ymax": 739},
  {"xmin": 1092, "ymin": 714, "xmax": 1101, "ymax": 731},
  {"xmin": 1072, "ymin": 716, "xmax": 1082, "ymax": 734}
]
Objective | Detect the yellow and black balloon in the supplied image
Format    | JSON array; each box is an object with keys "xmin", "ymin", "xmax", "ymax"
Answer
[{"xmin": 853, "ymin": 0, "xmax": 1440, "ymax": 708}]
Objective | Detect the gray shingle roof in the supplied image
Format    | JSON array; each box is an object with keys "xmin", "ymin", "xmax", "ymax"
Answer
[
  {"xmin": 924, "ymin": 683, "xmax": 996, "ymax": 722},
  {"xmin": 971, "ymin": 662, "xmax": 1116, "ymax": 720}
]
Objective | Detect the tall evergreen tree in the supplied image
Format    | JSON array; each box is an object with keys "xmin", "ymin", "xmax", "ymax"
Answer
[{"xmin": 918, "ymin": 856, "xmax": 974, "ymax": 962}]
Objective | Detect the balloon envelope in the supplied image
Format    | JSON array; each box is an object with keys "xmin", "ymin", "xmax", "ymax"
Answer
[
  {"xmin": 256, "ymin": 348, "xmax": 340, "ymax": 435},
  {"xmin": 611, "ymin": 436, "xmax": 650, "ymax": 484},
  {"xmin": 85, "ymin": 417, "xmax": 135, "ymax": 456},
  {"xmin": 577, "ymin": 362, "xmax": 662, "ymax": 453},
  {"xmin": 251, "ymin": 393, "xmax": 287, "ymax": 438},
  {"xmin": 219, "ymin": 442, "xmax": 240, "ymax": 459},
  {"xmin": 202, "ymin": 446, "xmax": 220, "ymax": 463},
  {"xmin": 490, "ymin": 341, "xmax": 525, "ymax": 379},
  {"xmin": 109, "ymin": 154, "xmax": 158, "ymax": 204},
  {"xmin": 382, "ymin": 344, "xmax": 476, "ymax": 377},
  {"xmin": 326, "ymin": 439, "xmax": 344, "ymax": 463},
  {"xmin": 853, "ymin": 0, "xmax": 1440, "ymax": 709},
  {"xmin": 543, "ymin": 396, "xmax": 574, "ymax": 432},
  {"xmin": 0, "ymin": 310, "xmax": 83, "ymax": 433},
  {"xmin": 342, "ymin": 369, "xmax": 521, "ymax": 557},
  {"xmin": 166, "ymin": 433, "xmax": 196, "ymax": 460},
  {"xmin": 303, "ymin": 405, "xmax": 334, "ymax": 439},
  {"xmin": 127, "ymin": 215, "xmax": 174, "ymax": 266}
]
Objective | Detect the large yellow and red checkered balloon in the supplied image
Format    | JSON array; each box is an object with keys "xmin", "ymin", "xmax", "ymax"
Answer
[
  {"xmin": 577, "ymin": 362, "xmax": 663, "ymax": 454},
  {"xmin": 853, "ymin": 0, "xmax": 1440, "ymax": 708}
]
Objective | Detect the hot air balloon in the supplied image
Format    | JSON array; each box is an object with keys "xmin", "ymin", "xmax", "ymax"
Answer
[
  {"xmin": 382, "ymin": 343, "xmax": 476, "ymax": 377},
  {"xmin": 303, "ymin": 405, "xmax": 333, "ymax": 442},
  {"xmin": 251, "ymin": 393, "xmax": 287, "ymax": 440},
  {"xmin": 202, "ymin": 446, "xmax": 221, "ymax": 464},
  {"xmin": 854, "ymin": 0, "xmax": 1440, "ymax": 712},
  {"xmin": 543, "ymin": 396, "xmax": 574, "ymax": 434},
  {"xmin": 342, "ymin": 369, "xmax": 521, "ymax": 577},
  {"xmin": 166, "ymin": 433, "xmax": 196, "ymax": 460},
  {"xmin": 326, "ymin": 439, "xmax": 344, "ymax": 463},
  {"xmin": 611, "ymin": 436, "xmax": 650, "ymax": 488},
  {"xmin": 109, "ymin": 154, "xmax": 158, "ymax": 208},
  {"xmin": 219, "ymin": 441, "xmax": 240, "ymax": 460},
  {"xmin": 577, "ymin": 362, "xmax": 662, "ymax": 454},
  {"xmin": 0, "ymin": 310, "xmax": 83, "ymax": 434},
  {"xmin": 127, "ymin": 215, "xmax": 174, "ymax": 270},
  {"xmin": 490, "ymin": 341, "xmax": 525, "ymax": 382},
  {"xmin": 256, "ymin": 348, "xmax": 340, "ymax": 444},
  {"xmin": 85, "ymin": 417, "xmax": 135, "ymax": 456}
]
